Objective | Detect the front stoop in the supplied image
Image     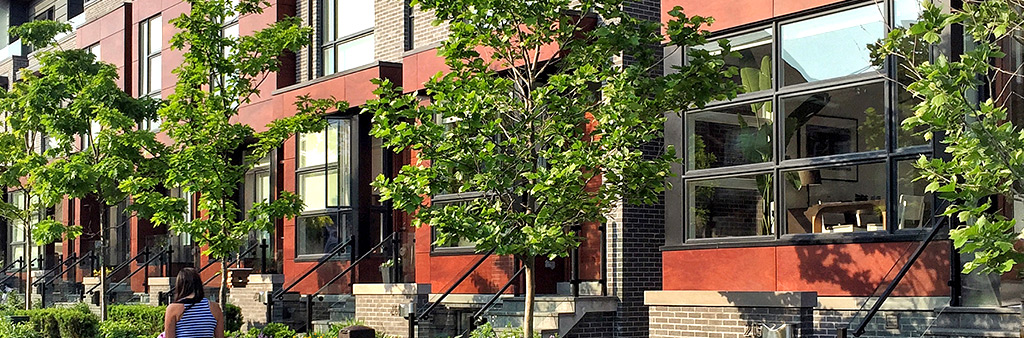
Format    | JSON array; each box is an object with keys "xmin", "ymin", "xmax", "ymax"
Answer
[
  {"xmin": 924, "ymin": 307, "xmax": 1020, "ymax": 338},
  {"xmin": 485, "ymin": 296, "xmax": 617, "ymax": 337}
]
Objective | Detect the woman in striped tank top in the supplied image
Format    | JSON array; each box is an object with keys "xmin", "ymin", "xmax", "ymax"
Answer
[{"xmin": 163, "ymin": 268, "xmax": 225, "ymax": 338}]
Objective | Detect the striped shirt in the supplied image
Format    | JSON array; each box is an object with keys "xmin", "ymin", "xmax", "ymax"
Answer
[{"xmin": 175, "ymin": 298, "xmax": 218, "ymax": 338}]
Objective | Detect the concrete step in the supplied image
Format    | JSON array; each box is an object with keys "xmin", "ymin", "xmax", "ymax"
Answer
[
  {"xmin": 923, "ymin": 328, "xmax": 1019, "ymax": 337},
  {"xmin": 931, "ymin": 307, "xmax": 1019, "ymax": 331}
]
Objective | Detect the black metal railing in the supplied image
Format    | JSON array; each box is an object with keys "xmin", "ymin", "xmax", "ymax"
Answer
[
  {"xmin": 34, "ymin": 254, "xmax": 79, "ymax": 306},
  {"xmin": 106, "ymin": 248, "xmax": 170, "ymax": 295},
  {"xmin": 0, "ymin": 258, "xmax": 25, "ymax": 286},
  {"xmin": 272, "ymin": 237, "xmax": 355, "ymax": 301},
  {"xmin": 267, "ymin": 237, "xmax": 353, "ymax": 333},
  {"xmin": 838, "ymin": 216, "xmax": 949, "ymax": 337},
  {"xmin": 296, "ymin": 232, "xmax": 397, "ymax": 331},
  {"xmin": 84, "ymin": 247, "xmax": 152, "ymax": 296},
  {"xmin": 460, "ymin": 265, "xmax": 526, "ymax": 337},
  {"xmin": 160, "ymin": 241, "xmax": 262, "ymax": 304},
  {"xmin": 202, "ymin": 243, "xmax": 261, "ymax": 286},
  {"xmin": 409, "ymin": 247, "xmax": 497, "ymax": 338}
]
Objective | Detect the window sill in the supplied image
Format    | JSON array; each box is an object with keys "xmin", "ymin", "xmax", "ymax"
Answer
[
  {"xmin": 293, "ymin": 253, "xmax": 350, "ymax": 263},
  {"xmin": 661, "ymin": 229, "xmax": 941, "ymax": 251},
  {"xmin": 430, "ymin": 247, "xmax": 484, "ymax": 256}
]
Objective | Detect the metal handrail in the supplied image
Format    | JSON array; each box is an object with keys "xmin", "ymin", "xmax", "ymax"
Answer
[
  {"xmin": 416, "ymin": 247, "xmax": 496, "ymax": 322},
  {"xmin": 106, "ymin": 248, "xmax": 169, "ymax": 294},
  {"xmin": 202, "ymin": 243, "xmax": 260, "ymax": 286},
  {"xmin": 460, "ymin": 266, "xmax": 526, "ymax": 337},
  {"xmin": 85, "ymin": 247, "xmax": 152, "ymax": 295},
  {"xmin": 33, "ymin": 254, "xmax": 78, "ymax": 287},
  {"xmin": 311, "ymin": 232, "xmax": 396, "ymax": 298},
  {"xmin": 0, "ymin": 258, "xmax": 25, "ymax": 286},
  {"xmin": 847, "ymin": 216, "xmax": 948, "ymax": 337},
  {"xmin": 40, "ymin": 251, "xmax": 95, "ymax": 287},
  {"xmin": 273, "ymin": 236, "xmax": 354, "ymax": 300},
  {"xmin": 0, "ymin": 258, "xmax": 23, "ymax": 275}
]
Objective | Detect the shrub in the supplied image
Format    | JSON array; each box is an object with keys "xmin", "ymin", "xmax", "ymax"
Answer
[
  {"xmin": 228, "ymin": 322, "xmax": 295, "ymax": 338},
  {"xmin": 99, "ymin": 320, "xmax": 151, "ymax": 338},
  {"xmin": 0, "ymin": 316, "xmax": 40, "ymax": 338},
  {"xmin": 109, "ymin": 304, "xmax": 166, "ymax": 335},
  {"xmin": 224, "ymin": 303, "xmax": 243, "ymax": 332},
  {"xmin": 14, "ymin": 304, "xmax": 99, "ymax": 338}
]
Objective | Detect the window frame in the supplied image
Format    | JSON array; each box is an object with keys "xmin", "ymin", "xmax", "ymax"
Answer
[
  {"xmin": 670, "ymin": 0, "xmax": 942, "ymax": 248},
  {"xmin": 139, "ymin": 14, "xmax": 163, "ymax": 98},
  {"xmin": 318, "ymin": 0, "xmax": 375, "ymax": 76},
  {"xmin": 294, "ymin": 116, "xmax": 356, "ymax": 260}
]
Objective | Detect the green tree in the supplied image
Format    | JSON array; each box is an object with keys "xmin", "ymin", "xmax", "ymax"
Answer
[
  {"xmin": 0, "ymin": 21, "xmax": 164, "ymax": 316},
  {"xmin": 366, "ymin": 1, "xmax": 737, "ymax": 335},
  {"xmin": 873, "ymin": 0, "xmax": 1024, "ymax": 325},
  {"xmin": 143, "ymin": 0, "xmax": 345, "ymax": 309}
]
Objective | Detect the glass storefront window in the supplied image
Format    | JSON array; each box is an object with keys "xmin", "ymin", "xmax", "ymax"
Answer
[
  {"xmin": 783, "ymin": 82, "xmax": 886, "ymax": 159},
  {"xmin": 687, "ymin": 102, "xmax": 774, "ymax": 170},
  {"xmin": 783, "ymin": 162, "xmax": 886, "ymax": 234},
  {"xmin": 781, "ymin": 4, "xmax": 885, "ymax": 86},
  {"xmin": 687, "ymin": 173, "xmax": 774, "ymax": 239}
]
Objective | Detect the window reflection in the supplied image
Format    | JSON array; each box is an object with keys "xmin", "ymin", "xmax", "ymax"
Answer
[
  {"xmin": 296, "ymin": 214, "xmax": 346, "ymax": 256},
  {"xmin": 784, "ymin": 162, "xmax": 886, "ymax": 234},
  {"xmin": 896, "ymin": 159, "xmax": 933, "ymax": 229},
  {"xmin": 692, "ymin": 28, "xmax": 773, "ymax": 93},
  {"xmin": 687, "ymin": 173, "xmax": 774, "ymax": 239},
  {"xmin": 781, "ymin": 4, "xmax": 884, "ymax": 85},
  {"xmin": 783, "ymin": 83, "xmax": 886, "ymax": 159},
  {"xmin": 687, "ymin": 102, "xmax": 773, "ymax": 170}
]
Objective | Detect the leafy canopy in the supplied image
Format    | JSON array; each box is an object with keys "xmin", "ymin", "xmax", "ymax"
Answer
[
  {"xmin": 140, "ymin": 0, "xmax": 345, "ymax": 260},
  {"xmin": 0, "ymin": 20, "xmax": 163, "ymax": 246},
  {"xmin": 873, "ymin": 0, "xmax": 1024, "ymax": 274},
  {"xmin": 367, "ymin": 0, "xmax": 738, "ymax": 260}
]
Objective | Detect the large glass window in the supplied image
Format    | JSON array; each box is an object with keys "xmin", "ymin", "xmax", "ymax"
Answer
[
  {"xmin": 140, "ymin": 15, "xmax": 163, "ymax": 132},
  {"xmin": 780, "ymin": 4, "xmax": 885, "ymax": 86},
  {"xmin": 693, "ymin": 28, "xmax": 774, "ymax": 93},
  {"xmin": 7, "ymin": 191, "xmax": 44, "ymax": 270},
  {"xmin": 686, "ymin": 102, "xmax": 774, "ymax": 170},
  {"xmin": 296, "ymin": 118, "xmax": 353, "ymax": 256},
  {"xmin": 783, "ymin": 82, "xmax": 886, "ymax": 159},
  {"xmin": 687, "ymin": 173, "xmax": 774, "ymax": 239},
  {"xmin": 140, "ymin": 15, "xmax": 162, "ymax": 97},
  {"xmin": 321, "ymin": 0, "xmax": 374, "ymax": 75},
  {"xmin": 783, "ymin": 162, "xmax": 886, "ymax": 234},
  {"xmin": 677, "ymin": 1, "xmax": 935, "ymax": 242}
]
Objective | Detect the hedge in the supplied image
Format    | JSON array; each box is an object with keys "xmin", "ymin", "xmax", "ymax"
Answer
[
  {"xmin": 13, "ymin": 304, "xmax": 99, "ymax": 338},
  {"xmin": 108, "ymin": 304, "xmax": 165, "ymax": 335}
]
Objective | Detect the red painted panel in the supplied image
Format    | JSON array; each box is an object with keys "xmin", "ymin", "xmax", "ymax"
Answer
[
  {"xmin": 662, "ymin": 242, "xmax": 950, "ymax": 297},
  {"xmin": 402, "ymin": 48, "xmax": 448, "ymax": 93},
  {"xmin": 773, "ymin": 0, "xmax": 846, "ymax": 17},
  {"xmin": 663, "ymin": 247, "xmax": 777, "ymax": 291},
  {"xmin": 775, "ymin": 241, "xmax": 950, "ymax": 297},
  {"xmin": 662, "ymin": 0, "xmax": 773, "ymax": 31},
  {"xmin": 428, "ymin": 254, "xmax": 516, "ymax": 294}
]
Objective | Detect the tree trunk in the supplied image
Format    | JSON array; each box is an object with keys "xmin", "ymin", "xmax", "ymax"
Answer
[
  {"xmin": 523, "ymin": 257, "xmax": 535, "ymax": 338},
  {"xmin": 24, "ymin": 230, "xmax": 32, "ymax": 310},
  {"xmin": 220, "ymin": 260, "xmax": 228, "ymax": 311},
  {"xmin": 99, "ymin": 208, "xmax": 108, "ymax": 320}
]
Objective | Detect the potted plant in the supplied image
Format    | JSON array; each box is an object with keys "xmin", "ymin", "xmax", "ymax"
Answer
[{"xmin": 379, "ymin": 259, "xmax": 396, "ymax": 284}]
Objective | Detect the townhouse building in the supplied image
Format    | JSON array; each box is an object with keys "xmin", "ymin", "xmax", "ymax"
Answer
[{"xmin": 0, "ymin": 0, "xmax": 1019, "ymax": 336}]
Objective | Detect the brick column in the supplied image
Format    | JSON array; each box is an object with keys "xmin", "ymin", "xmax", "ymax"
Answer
[
  {"xmin": 353, "ymin": 283, "xmax": 431, "ymax": 338},
  {"xmin": 228, "ymin": 274, "xmax": 283, "ymax": 330},
  {"xmin": 147, "ymin": 277, "xmax": 174, "ymax": 306},
  {"xmin": 82, "ymin": 277, "xmax": 102, "ymax": 317}
]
